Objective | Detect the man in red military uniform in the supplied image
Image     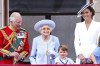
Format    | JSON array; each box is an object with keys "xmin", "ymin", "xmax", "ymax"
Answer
[{"xmin": 0, "ymin": 12, "xmax": 30, "ymax": 64}]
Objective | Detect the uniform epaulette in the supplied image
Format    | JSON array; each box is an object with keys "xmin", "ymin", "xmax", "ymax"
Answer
[
  {"xmin": 20, "ymin": 27, "xmax": 25, "ymax": 31},
  {"xmin": 0, "ymin": 26, "xmax": 7, "ymax": 30}
]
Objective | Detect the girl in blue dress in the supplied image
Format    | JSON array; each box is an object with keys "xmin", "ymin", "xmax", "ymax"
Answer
[{"xmin": 93, "ymin": 37, "xmax": 100, "ymax": 64}]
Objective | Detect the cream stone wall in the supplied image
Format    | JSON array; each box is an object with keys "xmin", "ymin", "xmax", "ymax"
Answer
[
  {"xmin": 94, "ymin": 0, "xmax": 100, "ymax": 22},
  {"xmin": 0, "ymin": 0, "xmax": 3, "ymax": 28},
  {"xmin": 86, "ymin": 0, "xmax": 100, "ymax": 22}
]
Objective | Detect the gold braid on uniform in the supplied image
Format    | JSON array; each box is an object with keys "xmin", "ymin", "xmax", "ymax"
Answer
[
  {"xmin": 0, "ymin": 30, "xmax": 16, "ymax": 55},
  {"xmin": 0, "ymin": 49, "xmax": 11, "ymax": 56},
  {"xmin": 0, "ymin": 30, "xmax": 16, "ymax": 49},
  {"xmin": 20, "ymin": 51, "xmax": 28, "ymax": 58},
  {"xmin": 23, "ymin": 32, "xmax": 26, "ymax": 43},
  {"xmin": 1, "ymin": 30, "xmax": 18, "ymax": 51}
]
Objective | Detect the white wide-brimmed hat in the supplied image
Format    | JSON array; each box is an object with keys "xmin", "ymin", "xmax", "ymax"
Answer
[
  {"xmin": 34, "ymin": 19, "xmax": 56, "ymax": 32},
  {"xmin": 77, "ymin": 2, "xmax": 94, "ymax": 17}
]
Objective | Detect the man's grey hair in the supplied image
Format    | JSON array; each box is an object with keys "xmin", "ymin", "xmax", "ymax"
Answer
[{"xmin": 9, "ymin": 12, "xmax": 21, "ymax": 22}]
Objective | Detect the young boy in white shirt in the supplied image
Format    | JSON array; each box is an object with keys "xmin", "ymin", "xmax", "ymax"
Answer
[{"xmin": 55, "ymin": 44, "xmax": 74, "ymax": 64}]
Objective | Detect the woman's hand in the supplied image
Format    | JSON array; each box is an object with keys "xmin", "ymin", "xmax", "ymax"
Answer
[
  {"xmin": 78, "ymin": 54, "xmax": 86, "ymax": 64},
  {"xmin": 78, "ymin": 54, "xmax": 85, "ymax": 60}
]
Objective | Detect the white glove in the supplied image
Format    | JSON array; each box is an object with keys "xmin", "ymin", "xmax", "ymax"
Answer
[{"xmin": 48, "ymin": 50, "xmax": 56, "ymax": 55}]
